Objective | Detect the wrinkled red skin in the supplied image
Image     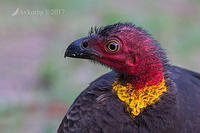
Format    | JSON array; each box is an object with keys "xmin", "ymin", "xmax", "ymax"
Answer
[{"xmin": 88, "ymin": 27, "xmax": 164, "ymax": 89}]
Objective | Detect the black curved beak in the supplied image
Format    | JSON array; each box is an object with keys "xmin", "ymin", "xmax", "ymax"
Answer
[{"xmin": 64, "ymin": 37, "xmax": 101, "ymax": 59}]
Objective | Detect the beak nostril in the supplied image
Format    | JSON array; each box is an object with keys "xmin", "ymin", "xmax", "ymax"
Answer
[
  {"xmin": 132, "ymin": 56, "xmax": 136, "ymax": 64},
  {"xmin": 82, "ymin": 41, "xmax": 88, "ymax": 49}
]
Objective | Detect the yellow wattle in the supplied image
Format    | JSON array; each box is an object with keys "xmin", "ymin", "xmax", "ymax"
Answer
[{"xmin": 112, "ymin": 78, "xmax": 167, "ymax": 117}]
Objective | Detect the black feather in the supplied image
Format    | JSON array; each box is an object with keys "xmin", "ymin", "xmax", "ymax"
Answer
[
  {"xmin": 58, "ymin": 66, "xmax": 200, "ymax": 133},
  {"xmin": 58, "ymin": 22, "xmax": 200, "ymax": 133}
]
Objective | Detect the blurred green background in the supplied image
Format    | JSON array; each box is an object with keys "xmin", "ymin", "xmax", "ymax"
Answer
[{"xmin": 0, "ymin": 0, "xmax": 200, "ymax": 133}]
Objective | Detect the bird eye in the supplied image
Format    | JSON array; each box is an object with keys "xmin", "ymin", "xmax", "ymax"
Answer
[
  {"xmin": 105, "ymin": 40, "xmax": 120, "ymax": 53},
  {"xmin": 81, "ymin": 41, "xmax": 88, "ymax": 49}
]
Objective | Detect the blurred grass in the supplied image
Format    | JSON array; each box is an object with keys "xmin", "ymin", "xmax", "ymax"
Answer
[
  {"xmin": 0, "ymin": 105, "xmax": 23, "ymax": 133},
  {"xmin": 0, "ymin": 0, "xmax": 200, "ymax": 133}
]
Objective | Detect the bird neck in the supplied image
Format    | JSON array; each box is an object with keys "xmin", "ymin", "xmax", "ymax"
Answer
[
  {"xmin": 118, "ymin": 72, "xmax": 165, "ymax": 89},
  {"xmin": 112, "ymin": 72, "xmax": 167, "ymax": 117}
]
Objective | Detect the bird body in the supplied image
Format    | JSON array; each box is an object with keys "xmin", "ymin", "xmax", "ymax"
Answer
[{"xmin": 58, "ymin": 23, "xmax": 200, "ymax": 133}]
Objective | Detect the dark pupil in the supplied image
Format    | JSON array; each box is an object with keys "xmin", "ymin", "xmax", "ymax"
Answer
[
  {"xmin": 109, "ymin": 43, "xmax": 117, "ymax": 50},
  {"xmin": 82, "ymin": 41, "xmax": 88, "ymax": 48}
]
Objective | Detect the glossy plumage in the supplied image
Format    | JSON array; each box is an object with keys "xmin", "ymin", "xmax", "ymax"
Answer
[{"xmin": 58, "ymin": 66, "xmax": 200, "ymax": 133}]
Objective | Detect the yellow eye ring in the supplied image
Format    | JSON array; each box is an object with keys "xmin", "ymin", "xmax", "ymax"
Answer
[{"xmin": 105, "ymin": 40, "xmax": 120, "ymax": 53}]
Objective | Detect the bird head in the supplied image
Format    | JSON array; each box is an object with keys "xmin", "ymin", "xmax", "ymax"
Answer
[{"xmin": 65, "ymin": 22, "xmax": 168, "ymax": 89}]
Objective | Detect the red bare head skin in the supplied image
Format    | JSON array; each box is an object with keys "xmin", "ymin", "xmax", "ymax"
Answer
[{"xmin": 86, "ymin": 23, "xmax": 168, "ymax": 89}]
